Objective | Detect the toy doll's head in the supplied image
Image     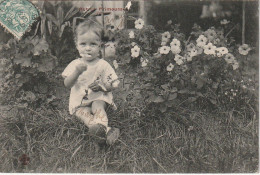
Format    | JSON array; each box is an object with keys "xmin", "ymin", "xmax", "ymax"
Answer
[{"xmin": 75, "ymin": 19, "xmax": 103, "ymax": 62}]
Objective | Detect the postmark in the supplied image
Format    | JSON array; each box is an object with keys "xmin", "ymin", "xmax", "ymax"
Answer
[{"xmin": 0, "ymin": 0, "xmax": 39, "ymax": 40}]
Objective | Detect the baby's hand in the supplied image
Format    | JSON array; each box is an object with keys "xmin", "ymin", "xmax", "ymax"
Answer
[{"xmin": 76, "ymin": 65, "xmax": 87, "ymax": 75}]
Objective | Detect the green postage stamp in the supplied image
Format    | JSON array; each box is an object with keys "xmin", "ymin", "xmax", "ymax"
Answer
[{"xmin": 0, "ymin": 0, "xmax": 39, "ymax": 39}]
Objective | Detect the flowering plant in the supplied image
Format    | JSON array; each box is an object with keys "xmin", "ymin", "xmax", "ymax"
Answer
[{"xmin": 112, "ymin": 19, "xmax": 256, "ymax": 113}]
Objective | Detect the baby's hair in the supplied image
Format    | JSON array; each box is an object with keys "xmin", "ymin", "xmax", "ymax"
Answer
[{"xmin": 74, "ymin": 18, "xmax": 104, "ymax": 44}]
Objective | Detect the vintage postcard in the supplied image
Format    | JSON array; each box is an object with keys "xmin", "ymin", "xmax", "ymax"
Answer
[{"xmin": 0, "ymin": 0, "xmax": 258, "ymax": 173}]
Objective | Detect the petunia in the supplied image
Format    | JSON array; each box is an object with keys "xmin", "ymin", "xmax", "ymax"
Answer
[
  {"xmin": 204, "ymin": 43, "xmax": 216, "ymax": 55},
  {"xmin": 232, "ymin": 61, "xmax": 239, "ymax": 70},
  {"xmin": 135, "ymin": 18, "xmax": 144, "ymax": 29},
  {"xmin": 113, "ymin": 60, "xmax": 118, "ymax": 69},
  {"xmin": 196, "ymin": 35, "xmax": 208, "ymax": 47},
  {"xmin": 167, "ymin": 63, "xmax": 174, "ymax": 71},
  {"xmin": 224, "ymin": 53, "xmax": 236, "ymax": 64},
  {"xmin": 216, "ymin": 47, "xmax": 228, "ymax": 57},
  {"xmin": 238, "ymin": 44, "xmax": 251, "ymax": 55},
  {"xmin": 171, "ymin": 45, "xmax": 181, "ymax": 54},
  {"xmin": 204, "ymin": 29, "xmax": 217, "ymax": 41},
  {"xmin": 159, "ymin": 46, "xmax": 171, "ymax": 54},
  {"xmin": 170, "ymin": 38, "xmax": 181, "ymax": 47},
  {"xmin": 131, "ymin": 45, "xmax": 140, "ymax": 57},
  {"xmin": 190, "ymin": 48, "xmax": 198, "ymax": 57},
  {"xmin": 140, "ymin": 57, "xmax": 148, "ymax": 67},
  {"xmin": 185, "ymin": 53, "xmax": 193, "ymax": 62},
  {"xmin": 167, "ymin": 20, "xmax": 172, "ymax": 25},
  {"xmin": 162, "ymin": 31, "xmax": 171, "ymax": 40},
  {"xmin": 174, "ymin": 54, "xmax": 184, "ymax": 65},
  {"xmin": 186, "ymin": 43, "xmax": 196, "ymax": 51},
  {"xmin": 129, "ymin": 31, "xmax": 135, "ymax": 38}
]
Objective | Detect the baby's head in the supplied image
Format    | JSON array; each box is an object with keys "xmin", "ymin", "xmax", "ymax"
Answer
[{"xmin": 75, "ymin": 19, "xmax": 103, "ymax": 62}]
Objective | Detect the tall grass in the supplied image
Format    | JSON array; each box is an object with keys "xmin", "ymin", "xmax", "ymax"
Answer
[{"xmin": 0, "ymin": 99, "xmax": 258, "ymax": 173}]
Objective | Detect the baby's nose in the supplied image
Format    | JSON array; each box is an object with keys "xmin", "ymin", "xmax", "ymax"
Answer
[{"xmin": 85, "ymin": 45, "xmax": 91, "ymax": 50}]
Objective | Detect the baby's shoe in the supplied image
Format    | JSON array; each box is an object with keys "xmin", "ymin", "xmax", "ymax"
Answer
[
  {"xmin": 106, "ymin": 127, "xmax": 120, "ymax": 145},
  {"xmin": 89, "ymin": 124, "xmax": 106, "ymax": 145}
]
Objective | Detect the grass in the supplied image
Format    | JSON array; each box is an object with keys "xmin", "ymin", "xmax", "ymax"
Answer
[{"xmin": 0, "ymin": 96, "xmax": 258, "ymax": 173}]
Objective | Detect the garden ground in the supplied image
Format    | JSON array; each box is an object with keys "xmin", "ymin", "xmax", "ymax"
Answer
[{"xmin": 0, "ymin": 54, "xmax": 258, "ymax": 173}]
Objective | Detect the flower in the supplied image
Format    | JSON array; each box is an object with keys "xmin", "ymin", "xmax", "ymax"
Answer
[
  {"xmin": 190, "ymin": 48, "xmax": 198, "ymax": 57},
  {"xmin": 129, "ymin": 31, "xmax": 135, "ymax": 38},
  {"xmin": 140, "ymin": 57, "xmax": 148, "ymax": 67},
  {"xmin": 135, "ymin": 18, "xmax": 144, "ymax": 29},
  {"xmin": 204, "ymin": 28, "xmax": 217, "ymax": 41},
  {"xmin": 186, "ymin": 43, "xmax": 196, "ymax": 51},
  {"xmin": 171, "ymin": 46, "xmax": 181, "ymax": 54},
  {"xmin": 204, "ymin": 43, "xmax": 216, "ymax": 55},
  {"xmin": 131, "ymin": 45, "xmax": 140, "ymax": 57},
  {"xmin": 185, "ymin": 54, "xmax": 193, "ymax": 62},
  {"xmin": 196, "ymin": 35, "xmax": 208, "ymax": 47},
  {"xmin": 131, "ymin": 42, "xmax": 137, "ymax": 46},
  {"xmin": 170, "ymin": 38, "xmax": 181, "ymax": 47},
  {"xmin": 167, "ymin": 63, "xmax": 174, "ymax": 71},
  {"xmin": 216, "ymin": 47, "xmax": 228, "ymax": 57},
  {"xmin": 238, "ymin": 44, "xmax": 251, "ymax": 55},
  {"xmin": 161, "ymin": 41, "xmax": 167, "ymax": 46},
  {"xmin": 113, "ymin": 60, "xmax": 118, "ymax": 69},
  {"xmin": 159, "ymin": 46, "xmax": 171, "ymax": 54},
  {"xmin": 224, "ymin": 53, "xmax": 235, "ymax": 64},
  {"xmin": 174, "ymin": 54, "xmax": 184, "ymax": 65},
  {"xmin": 167, "ymin": 20, "xmax": 172, "ymax": 25},
  {"xmin": 105, "ymin": 42, "xmax": 116, "ymax": 58},
  {"xmin": 232, "ymin": 61, "xmax": 239, "ymax": 70},
  {"xmin": 162, "ymin": 31, "xmax": 171, "ymax": 40},
  {"xmin": 220, "ymin": 19, "xmax": 230, "ymax": 25}
]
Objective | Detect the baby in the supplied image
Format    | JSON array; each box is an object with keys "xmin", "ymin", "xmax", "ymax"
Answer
[{"xmin": 62, "ymin": 19, "xmax": 120, "ymax": 146}]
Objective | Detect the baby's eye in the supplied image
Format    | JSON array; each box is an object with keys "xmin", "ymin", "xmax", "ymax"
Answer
[
  {"xmin": 80, "ymin": 42, "xmax": 86, "ymax": 46},
  {"xmin": 90, "ymin": 43, "xmax": 97, "ymax": 46}
]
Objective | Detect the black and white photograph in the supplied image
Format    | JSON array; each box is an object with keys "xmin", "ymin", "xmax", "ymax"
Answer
[{"xmin": 0, "ymin": 0, "xmax": 258, "ymax": 173}]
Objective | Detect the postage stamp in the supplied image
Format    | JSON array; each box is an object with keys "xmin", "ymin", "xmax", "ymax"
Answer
[{"xmin": 0, "ymin": 0, "xmax": 39, "ymax": 39}]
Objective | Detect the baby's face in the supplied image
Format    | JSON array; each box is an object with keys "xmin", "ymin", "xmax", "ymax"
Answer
[{"xmin": 76, "ymin": 31, "xmax": 101, "ymax": 62}]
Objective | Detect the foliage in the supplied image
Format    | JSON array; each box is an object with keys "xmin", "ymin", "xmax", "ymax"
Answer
[{"xmin": 114, "ymin": 19, "xmax": 257, "ymax": 113}]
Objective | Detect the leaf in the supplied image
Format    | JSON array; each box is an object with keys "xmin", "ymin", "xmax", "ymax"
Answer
[
  {"xmin": 188, "ymin": 97, "xmax": 198, "ymax": 102},
  {"xmin": 159, "ymin": 104, "xmax": 167, "ymax": 113},
  {"xmin": 14, "ymin": 54, "xmax": 32, "ymax": 67},
  {"xmin": 40, "ymin": 18, "xmax": 46, "ymax": 37},
  {"xmin": 153, "ymin": 96, "xmax": 165, "ymax": 103},
  {"xmin": 178, "ymin": 89, "xmax": 189, "ymax": 94},
  {"xmin": 171, "ymin": 87, "xmax": 178, "ymax": 93},
  {"xmin": 168, "ymin": 93, "xmax": 177, "ymax": 100},
  {"xmin": 64, "ymin": 6, "xmax": 79, "ymax": 21},
  {"xmin": 209, "ymin": 98, "xmax": 217, "ymax": 105},
  {"xmin": 33, "ymin": 38, "xmax": 49, "ymax": 56},
  {"xmin": 161, "ymin": 84, "xmax": 169, "ymax": 90},
  {"xmin": 46, "ymin": 14, "xmax": 58, "ymax": 26},
  {"xmin": 47, "ymin": 21, "xmax": 52, "ymax": 35},
  {"xmin": 59, "ymin": 24, "xmax": 66, "ymax": 38},
  {"xmin": 37, "ymin": 55, "xmax": 56, "ymax": 72},
  {"xmin": 196, "ymin": 78, "xmax": 204, "ymax": 89},
  {"xmin": 57, "ymin": 5, "xmax": 64, "ymax": 27}
]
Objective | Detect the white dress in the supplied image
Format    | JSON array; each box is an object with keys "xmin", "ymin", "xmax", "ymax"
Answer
[{"xmin": 62, "ymin": 58, "xmax": 119, "ymax": 115}]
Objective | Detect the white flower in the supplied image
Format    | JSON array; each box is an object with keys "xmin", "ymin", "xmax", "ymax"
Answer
[
  {"xmin": 129, "ymin": 31, "xmax": 135, "ymax": 38},
  {"xmin": 167, "ymin": 63, "xmax": 174, "ymax": 71},
  {"xmin": 204, "ymin": 43, "xmax": 216, "ymax": 55},
  {"xmin": 113, "ymin": 60, "xmax": 118, "ymax": 69},
  {"xmin": 215, "ymin": 47, "xmax": 228, "ymax": 57},
  {"xmin": 238, "ymin": 44, "xmax": 251, "ymax": 55},
  {"xmin": 186, "ymin": 54, "xmax": 193, "ymax": 62},
  {"xmin": 162, "ymin": 31, "xmax": 171, "ymax": 40},
  {"xmin": 190, "ymin": 48, "xmax": 198, "ymax": 57},
  {"xmin": 171, "ymin": 46, "xmax": 181, "ymax": 54},
  {"xmin": 220, "ymin": 19, "xmax": 230, "ymax": 25},
  {"xmin": 161, "ymin": 41, "xmax": 167, "ymax": 46},
  {"xmin": 131, "ymin": 45, "xmax": 140, "ymax": 58},
  {"xmin": 131, "ymin": 42, "xmax": 137, "ymax": 47},
  {"xmin": 204, "ymin": 28, "xmax": 217, "ymax": 41},
  {"xmin": 196, "ymin": 35, "xmax": 208, "ymax": 47},
  {"xmin": 140, "ymin": 57, "xmax": 148, "ymax": 67},
  {"xmin": 232, "ymin": 61, "xmax": 239, "ymax": 70},
  {"xmin": 224, "ymin": 53, "xmax": 235, "ymax": 64},
  {"xmin": 170, "ymin": 38, "xmax": 181, "ymax": 47},
  {"xmin": 174, "ymin": 54, "xmax": 184, "ymax": 65},
  {"xmin": 135, "ymin": 18, "xmax": 144, "ymax": 29},
  {"xmin": 167, "ymin": 20, "xmax": 172, "ymax": 25},
  {"xmin": 186, "ymin": 43, "xmax": 196, "ymax": 51},
  {"xmin": 159, "ymin": 46, "xmax": 171, "ymax": 54}
]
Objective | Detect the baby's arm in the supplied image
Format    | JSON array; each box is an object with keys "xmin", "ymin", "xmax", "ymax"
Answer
[{"xmin": 64, "ymin": 65, "xmax": 87, "ymax": 88}]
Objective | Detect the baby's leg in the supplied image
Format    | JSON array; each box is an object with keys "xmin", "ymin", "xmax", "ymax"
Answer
[
  {"xmin": 91, "ymin": 100, "xmax": 108, "ymax": 129},
  {"xmin": 75, "ymin": 107, "xmax": 95, "ymax": 127}
]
